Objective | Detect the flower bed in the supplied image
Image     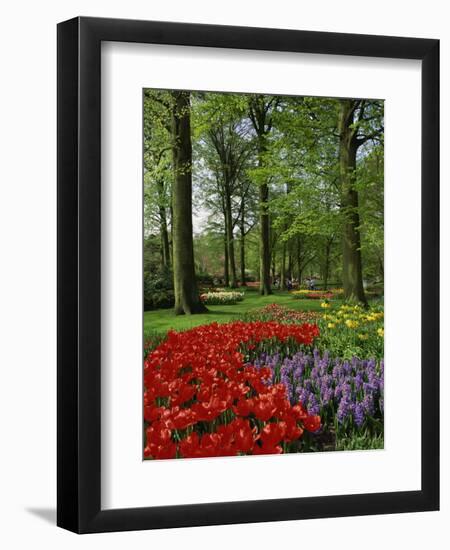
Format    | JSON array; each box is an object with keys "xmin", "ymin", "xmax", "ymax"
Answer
[
  {"xmin": 318, "ymin": 304, "xmax": 384, "ymax": 360},
  {"xmin": 243, "ymin": 303, "xmax": 320, "ymax": 324},
  {"xmin": 144, "ymin": 321, "xmax": 321, "ymax": 459},
  {"xmin": 253, "ymin": 349, "xmax": 383, "ymax": 445},
  {"xmin": 200, "ymin": 291, "xmax": 245, "ymax": 305},
  {"xmin": 292, "ymin": 289, "xmax": 337, "ymax": 300}
]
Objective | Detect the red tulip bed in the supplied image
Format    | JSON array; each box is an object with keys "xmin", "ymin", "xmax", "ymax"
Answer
[{"xmin": 144, "ymin": 321, "xmax": 321, "ymax": 460}]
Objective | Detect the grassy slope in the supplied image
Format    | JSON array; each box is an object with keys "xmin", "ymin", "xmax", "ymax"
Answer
[{"xmin": 144, "ymin": 288, "xmax": 340, "ymax": 336}]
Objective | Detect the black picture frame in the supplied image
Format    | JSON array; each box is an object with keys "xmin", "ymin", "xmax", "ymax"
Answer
[{"xmin": 57, "ymin": 16, "xmax": 439, "ymax": 534}]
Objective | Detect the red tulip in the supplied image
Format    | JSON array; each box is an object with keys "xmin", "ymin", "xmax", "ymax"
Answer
[
  {"xmin": 144, "ymin": 320, "xmax": 321, "ymax": 459},
  {"xmin": 303, "ymin": 415, "xmax": 321, "ymax": 433}
]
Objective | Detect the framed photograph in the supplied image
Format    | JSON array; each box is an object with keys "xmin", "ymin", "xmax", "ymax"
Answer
[{"xmin": 57, "ymin": 16, "xmax": 439, "ymax": 533}]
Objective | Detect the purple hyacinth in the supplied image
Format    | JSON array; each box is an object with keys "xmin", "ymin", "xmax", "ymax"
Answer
[
  {"xmin": 354, "ymin": 403, "xmax": 365, "ymax": 427},
  {"xmin": 353, "ymin": 372, "xmax": 362, "ymax": 390},
  {"xmin": 307, "ymin": 394, "xmax": 320, "ymax": 415},
  {"xmin": 251, "ymin": 348, "xmax": 384, "ymax": 433},
  {"xmin": 343, "ymin": 361, "xmax": 352, "ymax": 376},
  {"xmin": 362, "ymin": 393, "xmax": 375, "ymax": 416},
  {"xmin": 296, "ymin": 387, "xmax": 310, "ymax": 407},
  {"xmin": 320, "ymin": 385, "xmax": 334, "ymax": 406},
  {"xmin": 337, "ymin": 397, "xmax": 353, "ymax": 423}
]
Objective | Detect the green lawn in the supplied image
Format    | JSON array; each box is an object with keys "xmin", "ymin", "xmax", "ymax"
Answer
[{"xmin": 144, "ymin": 288, "xmax": 340, "ymax": 336}]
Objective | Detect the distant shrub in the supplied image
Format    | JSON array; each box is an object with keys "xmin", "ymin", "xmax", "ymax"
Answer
[
  {"xmin": 196, "ymin": 272, "xmax": 214, "ymax": 286},
  {"xmin": 144, "ymin": 267, "xmax": 174, "ymax": 310}
]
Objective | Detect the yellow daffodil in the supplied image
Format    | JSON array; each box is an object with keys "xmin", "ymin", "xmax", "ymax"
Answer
[
  {"xmin": 320, "ymin": 301, "xmax": 331, "ymax": 308},
  {"xmin": 327, "ymin": 323, "xmax": 335, "ymax": 329},
  {"xmin": 377, "ymin": 328, "xmax": 384, "ymax": 337}
]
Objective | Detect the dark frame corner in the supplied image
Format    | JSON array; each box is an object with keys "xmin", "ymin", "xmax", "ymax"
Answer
[{"xmin": 57, "ymin": 16, "xmax": 439, "ymax": 533}]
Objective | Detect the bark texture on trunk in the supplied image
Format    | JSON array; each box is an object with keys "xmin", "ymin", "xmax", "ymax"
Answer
[
  {"xmin": 225, "ymin": 188, "xmax": 237, "ymax": 288},
  {"xmin": 259, "ymin": 174, "xmax": 272, "ymax": 295},
  {"xmin": 280, "ymin": 242, "xmax": 286, "ymax": 290},
  {"xmin": 323, "ymin": 238, "xmax": 332, "ymax": 291},
  {"xmin": 223, "ymin": 231, "xmax": 230, "ymax": 287},
  {"xmin": 256, "ymin": 132, "xmax": 271, "ymax": 295},
  {"xmin": 157, "ymin": 178, "xmax": 170, "ymax": 269},
  {"xmin": 271, "ymin": 251, "xmax": 276, "ymax": 282},
  {"xmin": 171, "ymin": 91, "xmax": 207, "ymax": 314},
  {"xmin": 239, "ymin": 214, "xmax": 246, "ymax": 286},
  {"xmin": 338, "ymin": 99, "xmax": 367, "ymax": 305},
  {"xmin": 296, "ymin": 236, "xmax": 302, "ymax": 284},
  {"xmin": 249, "ymin": 97, "xmax": 273, "ymax": 296}
]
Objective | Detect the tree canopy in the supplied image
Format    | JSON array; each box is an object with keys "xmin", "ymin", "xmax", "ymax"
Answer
[{"xmin": 143, "ymin": 89, "xmax": 384, "ymax": 314}]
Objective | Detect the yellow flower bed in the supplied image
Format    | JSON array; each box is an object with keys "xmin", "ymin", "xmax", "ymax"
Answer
[
  {"xmin": 324, "ymin": 304, "xmax": 383, "ymax": 333},
  {"xmin": 318, "ymin": 303, "xmax": 384, "ymax": 360},
  {"xmin": 292, "ymin": 288, "xmax": 343, "ymax": 296}
]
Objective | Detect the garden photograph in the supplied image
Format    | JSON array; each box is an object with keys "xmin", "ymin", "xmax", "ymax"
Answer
[{"xmin": 143, "ymin": 89, "xmax": 384, "ymax": 460}]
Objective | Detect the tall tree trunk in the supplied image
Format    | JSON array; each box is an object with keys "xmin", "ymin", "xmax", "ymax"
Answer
[
  {"xmin": 258, "ymin": 138, "xmax": 272, "ymax": 295},
  {"xmin": 223, "ymin": 229, "xmax": 229, "ymax": 287},
  {"xmin": 296, "ymin": 236, "xmax": 302, "ymax": 284},
  {"xmin": 249, "ymin": 97, "xmax": 274, "ymax": 295},
  {"xmin": 157, "ymin": 178, "xmax": 170, "ymax": 269},
  {"xmin": 338, "ymin": 99, "xmax": 367, "ymax": 305},
  {"xmin": 279, "ymin": 185, "xmax": 292, "ymax": 288},
  {"xmin": 220, "ymin": 194, "xmax": 230, "ymax": 287},
  {"xmin": 271, "ymin": 250, "xmax": 276, "ymax": 282},
  {"xmin": 224, "ymin": 188, "xmax": 237, "ymax": 288},
  {"xmin": 171, "ymin": 91, "xmax": 207, "ymax": 314},
  {"xmin": 240, "ymin": 214, "xmax": 246, "ymax": 286},
  {"xmin": 287, "ymin": 247, "xmax": 293, "ymax": 280},
  {"xmin": 280, "ymin": 242, "xmax": 286, "ymax": 290},
  {"xmin": 169, "ymin": 203, "xmax": 173, "ymax": 266},
  {"xmin": 378, "ymin": 254, "xmax": 384, "ymax": 278},
  {"xmin": 323, "ymin": 239, "xmax": 332, "ymax": 291}
]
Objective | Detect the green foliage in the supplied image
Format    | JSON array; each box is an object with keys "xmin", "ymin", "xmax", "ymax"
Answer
[
  {"xmin": 196, "ymin": 272, "xmax": 215, "ymax": 286},
  {"xmin": 143, "ymin": 90, "xmax": 174, "ymax": 238},
  {"xmin": 357, "ymin": 146, "xmax": 384, "ymax": 282},
  {"xmin": 335, "ymin": 432, "xmax": 384, "ymax": 451},
  {"xmin": 143, "ymin": 89, "xmax": 384, "ymax": 311},
  {"xmin": 144, "ymin": 266, "xmax": 174, "ymax": 311},
  {"xmin": 316, "ymin": 303, "xmax": 384, "ymax": 360}
]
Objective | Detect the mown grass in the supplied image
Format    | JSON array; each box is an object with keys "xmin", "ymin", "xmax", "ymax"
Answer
[{"xmin": 144, "ymin": 288, "xmax": 343, "ymax": 337}]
